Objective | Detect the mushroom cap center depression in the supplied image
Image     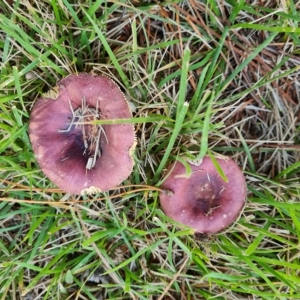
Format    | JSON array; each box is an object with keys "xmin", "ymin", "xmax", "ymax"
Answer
[
  {"xmin": 59, "ymin": 99, "xmax": 106, "ymax": 170},
  {"xmin": 191, "ymin": 175, "xmax": 223, "ymax": 216}
]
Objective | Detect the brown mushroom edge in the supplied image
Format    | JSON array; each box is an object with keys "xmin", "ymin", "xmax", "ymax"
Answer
[
  {"xmin": 29, "ymin": 73, "xmax": 136, "ymax": 195},
  {"xmin": 159, "ymin": 156, "xmax": 247, "ymax": 235}
]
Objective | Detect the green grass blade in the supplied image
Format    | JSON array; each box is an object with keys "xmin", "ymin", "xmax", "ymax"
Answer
[
  {"xmin": 153, "ymin": 46, "xmax": 191, "ymax": 181},
  {"xmin": 219, "ymin": 31, "xmax": 278, "ymax": 93},
  {"xmin": 197, "ymin": 92, "xmax": 214, "ymax": 159},
  {"xmin": 82, "ymin": 7, "xmax": 129, "ymax": 88}
]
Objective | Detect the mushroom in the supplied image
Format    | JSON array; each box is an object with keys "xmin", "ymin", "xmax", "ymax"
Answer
[
  {"xmin": 29, "ymin": 73, "xmax": 136, "ymax": 195},
  {"xmin": 159, "ymin": 156, "xmax": 246, "ymax": 234}
]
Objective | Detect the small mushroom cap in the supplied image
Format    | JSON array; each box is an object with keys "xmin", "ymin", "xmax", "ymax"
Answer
[
  {"xmin": 159, "ymin": 156, "xmax": 246, "ymax": 234},
  {"xmin": 29, "ymin": 73, "xmax": 136, "ymax": 195}
]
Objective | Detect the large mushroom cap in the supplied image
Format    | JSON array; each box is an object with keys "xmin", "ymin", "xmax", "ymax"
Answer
[
  {"xmin": 159, "ymin": 156, "xmax": 246, "ymax": 234},
  {"xmin": 29, "ymin": 73, "xmax": 136, "ymax": 195}
]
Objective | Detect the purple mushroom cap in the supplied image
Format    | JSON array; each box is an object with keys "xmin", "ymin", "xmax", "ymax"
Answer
[
  {"xmin": 159, "ymin": 156, "xmax": 246, "ymax": 234},
  {"xmin": 29, "ymin": 73, "xmax": 136, "ymax": 195}
]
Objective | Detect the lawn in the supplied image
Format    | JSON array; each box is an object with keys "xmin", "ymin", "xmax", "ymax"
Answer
[{"xmin": 0, "ymin": 0, "xmax": 300, "ymax": 299}]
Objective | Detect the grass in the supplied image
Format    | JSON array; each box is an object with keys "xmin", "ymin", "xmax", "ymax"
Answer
[{"xmin": 0, "ymin": 0, "xmax": 300, "ymax": 299}]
